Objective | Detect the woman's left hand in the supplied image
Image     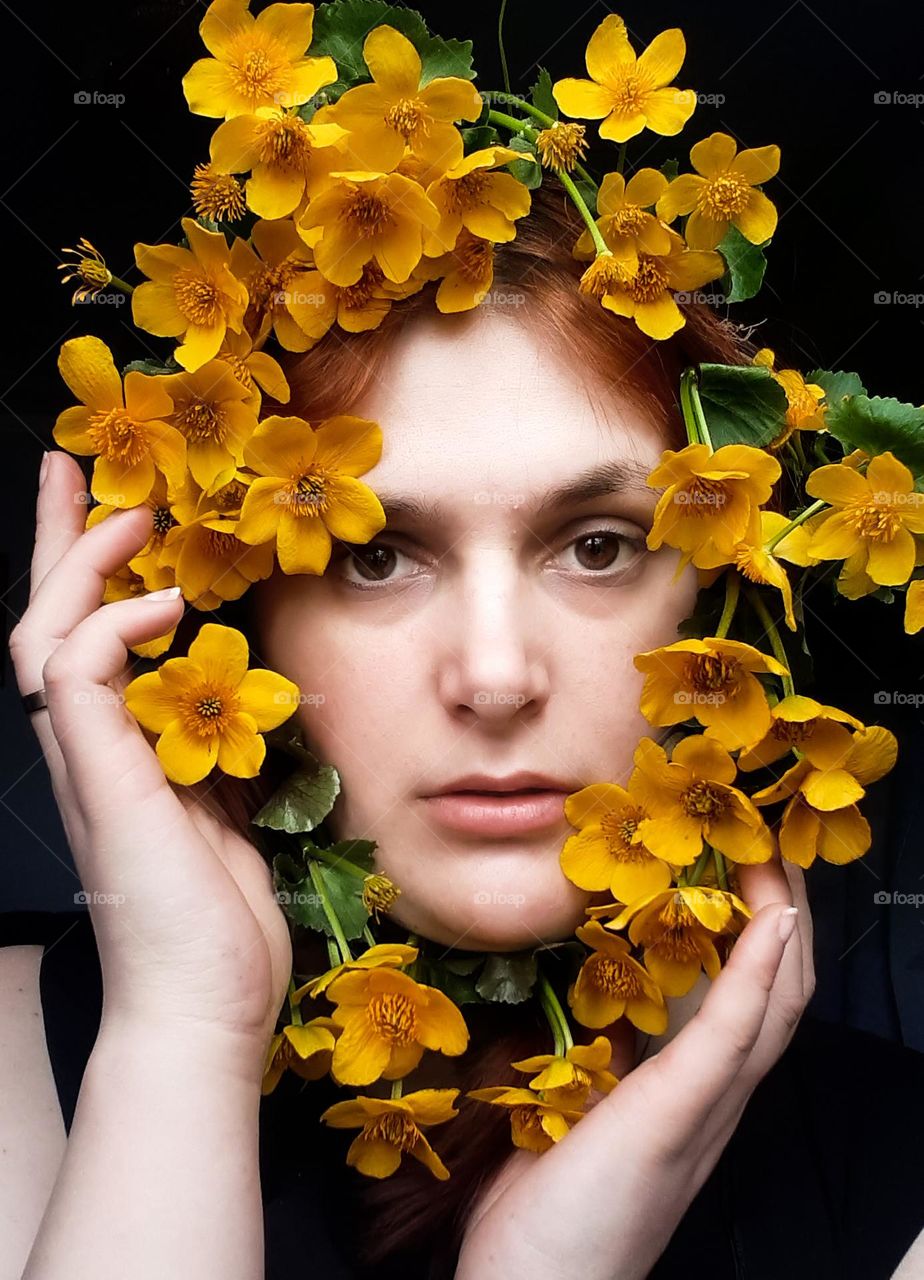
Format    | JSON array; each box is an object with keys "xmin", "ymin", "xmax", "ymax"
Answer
[{"xmin": 455, "ymin": 855, "xmax": 814, "ymax": 1280}]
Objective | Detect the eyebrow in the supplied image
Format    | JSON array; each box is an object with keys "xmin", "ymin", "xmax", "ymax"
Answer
[{"xmin": 375, "ymin": 459, "xmax": 654, "ymax": 524}]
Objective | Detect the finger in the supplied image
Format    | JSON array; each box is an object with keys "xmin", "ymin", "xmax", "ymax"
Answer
[
  {"xmin": 625, "ymin": 902, "xmax": 797, "ymax": 1160},
  {"xmin": 779, "ymin": 858, "xmax": 814, "ymax": 999},
  {"xmin": 28, "ymin": 451, "xmax": 89, "ymax": 604}
]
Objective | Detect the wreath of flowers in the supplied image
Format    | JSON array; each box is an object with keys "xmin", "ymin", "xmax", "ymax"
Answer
[{"xmin": 49, "ymin": 0, "xmax": 923, "ymax": 1180}]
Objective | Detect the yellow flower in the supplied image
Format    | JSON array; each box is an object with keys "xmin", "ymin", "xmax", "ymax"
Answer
[
  {"xmin": 58, "ymin": 237, "xmax": 113, "ymax": 303},
  {"xmin": 293, "ymin": 942, "xmax": 419, "ymax": 1000},
  {"xmin": 738, "ymin": 694, "xmax": 864, "ymax": 772},
  {"xmin": 182, "ymin": 0, "xmax": 337, "ymax": 119},
  {"xmin": 656, "ymin": 132, "xmax": 780, "ymax": 250},
  {"xmin": 511, "ymin": 1035, "xmax": 619, "ymax": 1107},
  {"xmin": 324, "ymin": 25, "xmax": 483, "ymax": 172},
  {"xmin": 905, "ymin": 579, "xmax": 924, "ymax": 634},
  {"xmin": 285, "ymin": 259, "xmax": 424, "ymax": 344},
  {"xmin": 229, "ymin": 216, "xmax": 318, "ymax": 351},
  {"xmin": 630, "ymin": 735, "xmax": 776, "ymax": 865},
  {"xmin": 234, "ymin": 413, "xmax": 386, "ymax": 574},
  {"xmin": 646, "ymin": 441, "xmax": 782, "ymax": 571},
  {"xmin": 159, "ymin": 504, "xmax": 276, "ymax": 606},
  {"xmin": 466, "ymin": 1086, "xmax": 584, "ymax": 1153},
  {"xmin": 326, "ymin": 966, "xmax": 469, "ymax": 1086},
  {"xmin": 553, "ymin": 14, "xmax": 696, "ymax": 143},
  {"xmin": 133, "ymin": 217, "xmax": 249, "ymax": 372},
  {"xmin": 423, "ymin": 146, "xmax": 531, "ymax": 254},
  {"xmin": 414, "ymin": 229, "xmax": 497, "ymax": 313},
  {"xmin": 261, "ymin": 1016, "xmax": 338, "ymax": 1094},
  {"xmin": 216, "ymin": 329, "xmax": 291, "ymax": 412},
  {"xmin": 634, "ymin": 637, "xmax": 788, "ymax": 751},
  {"xmin": 161, "ymin": 358, "xmax": 259, "ymax": 494},
  {"xmin": 569, "ymin": 920, "xmax": 667, "ymax": 1034},
  {"xmin": 209, "ymin": 106, "xmax": 348, "ymax": 218},
  {"xmin": 572, "ymin": 168, "xmax": 672, "ymax": 274},
  {"xmin": 362, "ymin": 873, "xmax": 400, "ymax": 920},
  {"xmin": 561, "ymin": 783, "xmax": 671, "ymax": 903},
  {"xmin": 534, "ymin": 121, "xmax": 588, "ymax": 173},
  {"xmin": 751, "ymin": 725, "xmax": 897, "ymax": 867},
  {"xmin": 100, "ymin": 562, "xmax": 178, "ymax": 659},
  {"xmin": 718, "ymin": 509, "xmax": 817, "ymax": 631},
  {"xmin": 190, "ymin": 163, "xmax": 247, "ymax": 222},
  {"xmin": 805, "ymin": 452, "xmax": 924, "ymax": 588},
  {"xmin": 590, "ymin": 225, "xmax": 725, "ymax": 340},
  {"xmin": 607, "ymin": 886, "xmax": 752, "ymax": 997},
  {"xmin": 297, "ymin": 169, "xmax": 440, "ymax": 287},
  {"xmin": 752, "ymin": 348, "xmax": 827, "ymax": 442},
  {"xmin": 123, "ymin": 622, "xmax": 300, "ymax": 784},
  {"xmin": 85, "ymin": 470, "xmax": 178, "ymax": 593},
  {"xmin": 53, "ymin": 336, "xmax": 186, "ymax": 508},
  {"xmin": 321, "ymin": 1089, "xmax": 460, "ymax": 1180}
]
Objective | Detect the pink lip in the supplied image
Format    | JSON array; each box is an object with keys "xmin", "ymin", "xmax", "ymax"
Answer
[{"xmin": 421, "ymin": 789, "xmax": 569, "ymax": 836}]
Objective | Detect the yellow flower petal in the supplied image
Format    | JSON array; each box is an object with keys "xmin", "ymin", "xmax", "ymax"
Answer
[{"xmin": 58, "ymin": 336, "xmax": 122, "ymax": 411}]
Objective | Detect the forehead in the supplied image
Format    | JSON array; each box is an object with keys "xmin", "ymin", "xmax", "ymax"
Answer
[{"xmin": 349, "ymin": 306, "xmax": 670, "ymax": 503}]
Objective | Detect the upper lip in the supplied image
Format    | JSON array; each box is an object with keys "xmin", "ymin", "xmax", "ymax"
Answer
[{"xmin": 425, "ymin": 771, "xmax": 576, "ymax": 796}]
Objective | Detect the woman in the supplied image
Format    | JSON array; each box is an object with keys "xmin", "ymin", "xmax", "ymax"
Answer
[{"xmin": 4, "ymin": 185, "xmax": 924, "ymax": 1280}]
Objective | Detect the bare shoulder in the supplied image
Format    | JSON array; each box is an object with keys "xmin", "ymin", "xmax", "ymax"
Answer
[{"xmin": 0, "ymin": 944, "xmax": 67, "ymax": 1278}]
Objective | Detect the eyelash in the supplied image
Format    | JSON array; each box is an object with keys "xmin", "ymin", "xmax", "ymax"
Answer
[{"xmin": 330, "ymin": 526, "xmax": 648, "ymax": 591}]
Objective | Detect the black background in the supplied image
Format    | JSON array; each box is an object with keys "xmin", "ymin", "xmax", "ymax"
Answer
[{"xmin": 2, "ymin": 1, "xmax": 923, "ymax": 1044}]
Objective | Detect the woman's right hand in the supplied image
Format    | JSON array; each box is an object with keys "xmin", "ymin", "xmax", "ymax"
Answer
[
  {"xmin": 9, "ymin": 451, "xmax": 292, "ymax": 1072},
  {"xmin": 456, "ymin": 855, "xmax": 814, "ymax": 1280}
]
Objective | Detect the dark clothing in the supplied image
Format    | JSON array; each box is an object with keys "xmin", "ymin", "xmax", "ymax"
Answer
[{"xmin": 4, "ymin": 908, "xmax": 923, "ymax": 1279}]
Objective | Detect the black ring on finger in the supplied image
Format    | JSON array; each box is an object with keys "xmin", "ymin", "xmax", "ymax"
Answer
[{"xmin": 22, "ymin": 688, "xmax": 49, "ymax": 714}]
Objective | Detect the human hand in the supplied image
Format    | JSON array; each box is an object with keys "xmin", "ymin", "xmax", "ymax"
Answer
[
  {"xmin": 456, "ymin": 855, "xmax": 813, "ymax": 1280},
  {"xmin": 9, "ymin": 451, "xmax": 292, "ymax": 1072}
]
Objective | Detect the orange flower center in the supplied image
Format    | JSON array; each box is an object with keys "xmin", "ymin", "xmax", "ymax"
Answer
[
  {"xmin": 627, "ymin": 254, "xmax": 668, "ymax": 302},
  {"xmin": 845, "ymin": 500, "xmax": 903, "ymax": 542},
  {"xmin": 220, "ymin": 353, "xmax": 254, "ymax": 394},
  {"xmin": 256, "ymin": 114, "xmax": 312, "ymax": 168},
  {"xmin": 384, "ymin": 97, "xmax": 428, "ymax": 142},
  {"xmin": 173, "ymin": 268, "xmax": 225, "ymax": 327},
  {"xmin": 152, "ymin": 504, "xmax": 176, "ymax": 538},
  {"xmin": 204, "ymin": 528, "xmax": 240, "ymax": 558},
  {"xmin": 685, "ymin": 652, "xmax": 741, "ymax": 696},
  {"xmin": 678, "ymin": 475, "xmax": 729, "ymax": 516},
  {"xmin": 340, "ymin": 261, "xmax": 385, "ymax": 309},
  {"xmin": 367, "ymin": 992, "xmax": 419, "ymax": 1045},
  {"xmin": 770, "ymin": 716, "xmax": 815, "ymax": 745},
  {"xmin": 212, "ymin": 478, "xmax": 249, "ymax": 511},
  {"xmin": 341, "ymin": 185, "xmax": 393, "ymax": 238},
  {"xmin": 180, "ymin": 684, "xmax": 240, "ymax": 737},
  {"xmin": 453, "ymin": 233, "xmax": 493, "ymax": 284},
  {"xmin": 285, "ymin": 469, "xmax": 330, "ymax": 516},
  {"xmin": 605, "ymin": 205, "xmax": 647, "ymax": 236},
  {"xmin": 701, "ymin": 172, "xmax": 751, "ymax": 219},
  {"xmin": 228, "ymin": 40, "xmax": 288, "ymax": 106},
  {"xmin": 579, "ymin": 253, "xmax": 628, "ymax": 299},
  {"xmin": 248, "ymin": 260, "xmax": 302, "ymax": 316},
  {"xmin": 445, "ymin": 170, "xmax": 490, "ymax": 213},
  {"xmin": 680, "ymin": 780, "xmax": 728, "ymax": 820},
  {"xmin": 610, "ymin": 71, "xmax": 645, "ymax": 116},
  {"xmin": 511, "ymin": 1104, "xmax": 545, "ymax": 1134},
  {"xmin": 174, "ymin": 397, "xmax": 227, "ymax": 444},
  {"xmin": 535, "ymin": 121, "xmax": 588, "ymax": 172},
  {"xmin": 590, "ymin": 954, "xmax": 642, "ymax": 999},
  {"xmin": 599, "ymin": 808, "xmax": 649, "ymax": 861},
  {"xmin": 364, "ymin": 1111, "xmax": 418, "ymax": 1150},
  {"xmin": 88, "ymin": 408, "xmax": 148, "ymax": 465}
]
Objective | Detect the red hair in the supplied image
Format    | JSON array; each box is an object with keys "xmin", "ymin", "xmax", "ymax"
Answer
[{"xmin": 205, "ymin": 175, "xmax": 762, "ymax": 1274}]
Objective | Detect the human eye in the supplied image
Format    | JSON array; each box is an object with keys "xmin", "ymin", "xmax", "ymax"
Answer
[
  {"xmin": 554, "ymin": 522, "xmax": 648, "ymax": 582},
  {"xmin": 329, "ymin": 537, "xmax": 424, "ymax": 590}
]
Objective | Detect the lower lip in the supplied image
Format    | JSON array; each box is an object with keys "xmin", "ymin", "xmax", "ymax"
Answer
[{"xmin": 421, "ymin": 790, "xmax": 569, "ymax": 836}]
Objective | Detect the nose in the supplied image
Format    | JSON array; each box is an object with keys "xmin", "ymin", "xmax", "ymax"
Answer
[{"xmin": 435, "ymin": 549, "xmax": 552, "ymax": 725}]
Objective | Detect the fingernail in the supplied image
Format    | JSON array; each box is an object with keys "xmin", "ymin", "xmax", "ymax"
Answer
[
  {"xmin": 39, "ymin": 451, "xmax": 50, "ymax": 487},
  {"xmin": 142, "ymin": 585, "xmax": 182, "ymax": 603},
  {"xmin": 778, "ymin": 906, "xmax": 798, "ymax": 942}
]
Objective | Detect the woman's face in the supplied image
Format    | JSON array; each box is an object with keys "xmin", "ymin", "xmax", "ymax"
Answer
[{"xmin": 253, "ymin": 306, "xmax": 698, "ymax": 950}]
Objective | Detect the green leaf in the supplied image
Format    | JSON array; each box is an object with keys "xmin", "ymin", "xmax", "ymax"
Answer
[
  {"xmin": 303, "ymin": 837, "xmax": 377, "ymax": 874},
  {"xmin": 273, "ymin": 849, "xmax": 370, "ymax": 939},
  {"xmin": 121, "ymin": 357, "xmax": 177, "ymax": 377},
  {"xmin": 412, "ymin": 951, "xmax": 486, "ymax": 1004},
  {"xmin": 461, "ymin": 124, "xmax": 501, "ymax": 153},
  {"xmin": 660, "ymin": 157, "xmax": 680, "ymax": 182},
  {"xmin": 252, "ymin": 762, "xmax": 340, "ymax": 834},
  {"xmin": 825, "ymin": 394, "xmax": 924, "ymax": 479},
  {"xmin": 529, "ymin": 67, "xmax": 558, "ymax": 120},
  {"xmin": 310, "ymin": 0, "xmax": 474, "ymax": 100},
  {"xmin": 716, "ymin": 224, "xmax": 768, "ymax": 303},
  {"xmin": 697, "ymin": 362, "xmax": 789, "ymax": 450},
  {"xmin": 806, "ymin": 368, "xmax": 867, "ymax": 409},
  {"xmin": 475, "ymin": 952, "xmax": 538, "ymax": 1004},
  {"xmin": 505, "ymin": 133, "xmax": 542, "ymax": 189}
]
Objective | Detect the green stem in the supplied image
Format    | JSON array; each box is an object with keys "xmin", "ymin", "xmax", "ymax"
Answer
[
  {"xmin": 309, "ymin": 843, "xmax": 368, "ymax": 881},
  {"xmin": 557, "ymin": 167, "xmax": 609, "ymax": 256},
  {"xmin": 484, "ymin": 107, "xmax": 597, "ymax": 191},
  {"xmin": 537, "ymin": 971, "xmax": 573, "ymax": 1055},
  {"xmin": 744, "ymin": 586, "xmax": 794, "ymax": 697},
  {"xmin": 497, "ymin": 0, "xmax": 511, "ymax": 95},
  {"xmin": 715, "ymin": 571, "xmax": 741, "ymax": 640},
  {"xmin": 326, "ymin": 937, "xmax": 340, "ymax": 966},
  {"xmin": 287, "ymin": 976, "xmax": 304, "ymax": 1027},
  {"xmin": 390, "ymin": 1077, "xmax": 404, "ymax": 1101},
  {"xmin": 616, "ymin": 141, "xmax": 627, "ymax": 175},
  {"xmin": 362, "ymin": 925, "xmax": 376, "ymax": 948},
  {"xmin": 307, "ymin": 861, "xmax": 353, "ymax": 963},
  {"xmin": 686, "ymin": 845, "xmax": 714, "ymax": 887},
  {"xmin": 764, "ymin": 499, "xmax": 827, "ymax": 553},
  {"xmin": 713, "ymin": 848, "xmax": 729, "ymax": 890},
  {"xmin": 679, "ymin": 367, "xmax": 712, "ymax": 449},
  {"xmin": 108, "ymin": 274, "xmax": 134, "ymax": 295}
]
